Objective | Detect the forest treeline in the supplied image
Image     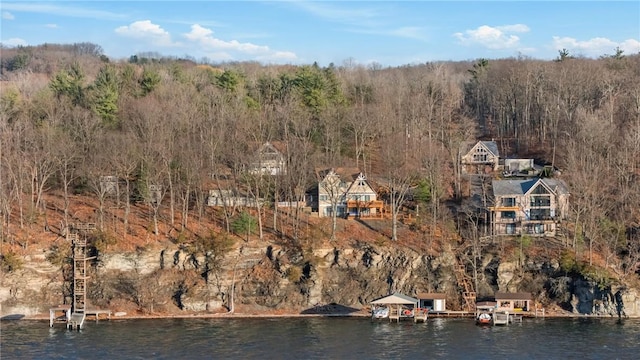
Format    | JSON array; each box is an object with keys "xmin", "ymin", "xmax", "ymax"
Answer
[{"xmin": 0, "ymin": 43, "xmax": 639, "ymax": 274}]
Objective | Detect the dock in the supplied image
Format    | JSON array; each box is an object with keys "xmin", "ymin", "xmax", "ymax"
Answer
[
  {"xmin": 492, "ymin": 311, "xmax": 509, "ymax": 325},
  {"xmin": 50, "ymin": 307, "xmax": 112, "ymax": 328},
  {"xmin": 49, "ymin": 305, "xmax": 71, "ymax": 327},
  {"xmin": 413, "ymin": 308, "xmax": 429, "ymax": 323}
]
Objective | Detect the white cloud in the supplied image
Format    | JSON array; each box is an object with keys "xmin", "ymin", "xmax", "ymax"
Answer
[
  {"xmin": 291, "ymin": 2, "xmax": 424, "ymax": 40},
  {"xmin": 115, "ymin": 20, "xmax": 178, "ymax": 47},
  {"xmin": 2, "ymin": 11, "xmax": 15, "ymax": 20},
  {"xmin": 453, "ymin": 24, "xmax": 530, "ymax": 49},
  {"xmin": 256, "ymin": 51, "xmax": 298, "ymax": 63},
  {"xmin": 45, "ymin": 24, "xmax": 58, "ymax": 29},
  {"xmin": 183, "ymin": 24, "xmax": 297, "ymax": 61},
  {"xmin": 289, "ymin": 1, "xmax": 380, "ymax": 27},
  {"xmin": 2, "ymin": 38, "xmax": 28, "ymax": 46},
  {"xmin": 496, "ymin": 24, "xmax": 530, "ymax": 33},
  {"xmin": 2, "ymin": 2, "xmax": 126, "ymax": 20},
  {"xmin": 552, "ymin": 36, "xmax": 640, "ymax": 56}
]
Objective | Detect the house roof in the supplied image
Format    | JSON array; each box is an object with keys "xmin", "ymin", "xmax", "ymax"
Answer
[
  {"xmin": 315, "ymin": 167, "xmax": 363, "ymax": 182},
  {"xmin": 249, "ymin": 141, "xmax": 288, "ymax": 154},
  {"xmin": 494, "ymin": 292, "xmax": 532, "ymax": 300},
  {"xmin": 416, "ymin": 292, "xmax": 447, "ymax": 300},
  {"xmin": 370, "ymin": 292, "xmax": 418, "ymax": 305},
  {"xmin": 492, "ymin": 178, "xmax": 569, "ymax": 196},
  {"xmin": 476, "ymin": 301, "xmax": 497, "ymax": 310},
  {"xmin": 461, "ymin": 140, "xmax": 500, "ymax": 158}
]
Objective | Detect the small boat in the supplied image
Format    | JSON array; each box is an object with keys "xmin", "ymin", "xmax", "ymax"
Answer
[
  {"xmin": 401, "ymin": 308, "xmax": 414, "ymax": 318},
  {"xmin": 372, "ymin": 307, "xmax": 389, "ymax": 319},
  {"xmin": 476, "ymin": 312, "xmax": 492, "ymax": 325}
]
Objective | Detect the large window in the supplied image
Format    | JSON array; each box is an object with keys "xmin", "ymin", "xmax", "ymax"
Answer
[
  {"xmin": 501, "ymin": 211, "xmax": 516, "ymax": 219},
  {"xmin": 530, "ymin": 209, "xmax": 551, "ymax": 220},
  {"xmin": 501, "ymin": 197, "xmax": 516, "ymax": 207},
  {"xmin": 472, "ymin": 148, "xmax": 488, "ymax": 162},
  {"xmin": 530, "ymin": 196, "xmax": 551, "ymax": 207}
]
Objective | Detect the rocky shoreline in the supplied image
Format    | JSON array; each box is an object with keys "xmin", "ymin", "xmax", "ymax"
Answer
[{"xmin": 3, "ymin": 239, "xmax": 640, "ymax": 321}]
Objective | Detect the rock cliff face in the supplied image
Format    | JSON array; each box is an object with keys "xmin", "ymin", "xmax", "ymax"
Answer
[{"xmin": 2, "ymin": 241, "xmax": 639, "ymax": 318}]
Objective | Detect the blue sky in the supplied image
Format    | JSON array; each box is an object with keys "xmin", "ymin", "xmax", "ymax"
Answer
[{"xmin": 1, "ymin": 1, "xmax": 639, "ymax": 66}]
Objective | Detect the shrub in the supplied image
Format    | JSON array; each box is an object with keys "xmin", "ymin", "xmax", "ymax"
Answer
[
  {"xmin": 93, "ymin": 230, "xmax": 117, "ymax": 253},
  {"xmin": 231, "ymin": 211, "xmax": 257, "ymax": 242},
  {"xmin": 1, "ymin": 251, "xmax": 23, "ymax": 272},
  {"xmin": 286, "ymin": 266, "xmax": 302, "ymax": 283},
  {"xmin": 559, "ymin": 250, "xmax": 578, "ymax": 274},
  {"xmin": 580, "ymin": 265, "xmax": 614, "ymax": 291},
  {"xmin": 46, "ymin": 244, "xmax": 71, "ymax": 266}
]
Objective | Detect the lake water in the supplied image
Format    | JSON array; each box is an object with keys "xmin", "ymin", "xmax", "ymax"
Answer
[{"xmin": 1, "ymin": 317, "xmax": 639, "ymax": 359}]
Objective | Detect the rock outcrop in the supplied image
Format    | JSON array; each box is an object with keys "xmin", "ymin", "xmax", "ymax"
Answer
[{"xmin": 2, "ymin": 240, "xmax": 639, "ymax": 318}]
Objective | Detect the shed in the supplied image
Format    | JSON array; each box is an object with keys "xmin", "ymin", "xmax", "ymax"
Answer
[
  {"xmin": 416, "ymin": 293, "xmax": 447, "ymax": 312},
  {"xmin": 494, "ymin": 292, "xmax": 532, "ymax": 312}
]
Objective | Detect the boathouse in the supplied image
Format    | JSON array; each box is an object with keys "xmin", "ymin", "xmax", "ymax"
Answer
[
  {"xmin": 494, "ymin": 292, "xmax": 532, "ymax": 312},
  {"xmin": 416, "ymin": 293, "xmax": 447, "ymax": 312},
  {"xmin": 370, "ymin": 293, "xmax": 419, "ymax": 322}
]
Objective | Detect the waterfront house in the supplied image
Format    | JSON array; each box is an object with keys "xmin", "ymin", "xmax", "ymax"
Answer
[
  {"xmin": 313, "ymin": 167, "xmax": 384, "ymax": 218},
  {"xmin": 99, "ymin": 175, "xmax": 119, "ymax": 196},
  {"xmin": 460, "ymin": 140, "xmax": 500, "ymax": 174},
  {"xmin": 489, "ymin": 178, "xmax": 569, "ymax": 237},
  {"xmin": 206, "ymin": 168, "xmax": 263, "ymax": 208},
  {"xmin": 248, "ymin": 141, "xmax": 287, "ymax": 175}
]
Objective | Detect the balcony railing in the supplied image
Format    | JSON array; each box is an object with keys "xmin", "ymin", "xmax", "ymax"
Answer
[
  {"xmin": 530, "ymin": 201, "xmax": 551, "ymax": 207},
  {"xmin": 345, "ymin": 200, "xmax": 384, "ymax": 208},
  {"xmin": 495, "ymin": 215, "xmax": 558, "ymax": 223}
]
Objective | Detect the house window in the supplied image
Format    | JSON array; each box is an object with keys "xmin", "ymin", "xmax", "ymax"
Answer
[
  {"xmin": 534, "ymin": 224, "xmax": 544, "ymax": 234},
  {"xmin": 530, "ymin": 209, "xmax": 550, "ymax": 220},
  {"xmin": 472, "ymin": 147, "xmax": 489, "ymax": 162},
  {"xmin": 501, "ymin": 211, "xmax": 516, "ymax": 219},
  {"xmin": 501, "ymin": 198, "xmax": 516, "ymax": 207},
  {"xmin": 530, "ymin": 196, "xmax": 551, "ymax": 207},
  {"xmin": 506, "ymin": 224, "xmax": 516, "ymax": 234},
  {"xmin": 531, "ymin": 185, "xmax": 550, "ymax": 194},
  {"xmin": 364, "ymin": 195, "xmax": 370, "ymax": 201}
]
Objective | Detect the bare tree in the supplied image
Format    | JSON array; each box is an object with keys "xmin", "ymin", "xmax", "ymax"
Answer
[
  {"xmin": 318, "ymin": 169, "xmax": 344, "ymax": 241},
  {"xmin": 379, "ymin": 133, "xmax": 417, "ymax": 241}
]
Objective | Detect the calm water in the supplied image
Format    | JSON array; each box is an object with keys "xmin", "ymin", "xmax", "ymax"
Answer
[{"xmin": 1, "ymin": 317, "xmax": 639, "ymax": 359}]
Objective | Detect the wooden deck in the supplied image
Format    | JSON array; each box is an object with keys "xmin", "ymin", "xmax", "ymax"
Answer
[{"xmin": 85, "ymin": 309, "xmax": 112, "ymax": 322}]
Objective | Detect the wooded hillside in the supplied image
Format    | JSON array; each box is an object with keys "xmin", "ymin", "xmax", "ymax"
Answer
[{"xmin": 1, "ymin": 43, "xmax": 639, "ymax": 277}]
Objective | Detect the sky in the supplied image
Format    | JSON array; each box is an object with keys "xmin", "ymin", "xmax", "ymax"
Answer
[{"xmin": 1, "ymin": 1, "xmax": 639, "ymax": 67}]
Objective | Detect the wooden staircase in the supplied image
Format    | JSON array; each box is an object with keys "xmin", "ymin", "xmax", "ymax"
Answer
[
  {"xmin": 67, "ymin": 224, "xmax": 96, "ymax": 330},
  {"xmin": 455, "ymin": 261, "xmax": 476, "ymax": 312}
]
